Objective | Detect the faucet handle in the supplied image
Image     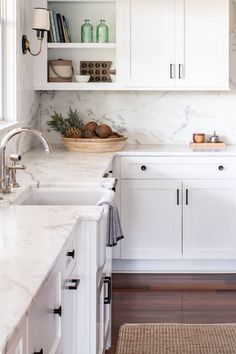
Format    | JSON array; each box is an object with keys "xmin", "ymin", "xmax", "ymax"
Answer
[
  {"xmin": 9, "ymin": 164, "xmax": 26, "ymax": 170},
  {"xmin": 10, "ymin": 154, "xmax": 21, "ymax": 162}
]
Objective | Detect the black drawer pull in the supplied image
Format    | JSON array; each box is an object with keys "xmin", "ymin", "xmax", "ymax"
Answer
[
  {"xmin": 218, "ymin": 165, "xmax": 224, "ymax": 171},
  {"xmin": 177, "ymin": 189, "xmax": 180, "ymax": 205},
  {"xmin": 104, "ymin": 276, "xmax": 112, "ymax": 305},
  {"xmin": 53, "ymin": 306, "xmax": 62, "ymax": 317},
  {"xmin": 66, "ymin": 279, "xmax": 80, "ymax": 290},
  {"xmin": 186, "ymin": 189, "xmax": 189, "ymax": 206},
  {"xmin": 141, "ymin": 165, "xmax": 147, "ymax": 171},
  {"xmin": 34, "ymin": 349, "xmax": 43, "ymax": 354},
  {"xmin": 67, "ymin": 249, "xmax": 75, "ymax": 259}
]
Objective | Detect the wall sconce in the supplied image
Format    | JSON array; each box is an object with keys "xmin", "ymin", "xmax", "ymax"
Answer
[{"xmin": 22, "ymin": 8, "xmax": 50, "ymax": 56}]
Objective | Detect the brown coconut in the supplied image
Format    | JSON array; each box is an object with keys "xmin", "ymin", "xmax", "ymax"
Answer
[
  {"xmin": 84, "ymin": 121, "xmax": 98, "ymax": 133},
  {"xmin": 83, "ymin": 130, "xmax": 96, "ymax": 139},
  {"xmin": 96, "ymin": 124, "xmax": 113, "ymax": 138}
]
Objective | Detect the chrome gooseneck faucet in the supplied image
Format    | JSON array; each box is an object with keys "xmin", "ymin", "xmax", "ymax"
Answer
[{"xmin": 0, "ymin": 127, "xmax": 52, "ymax": 194}]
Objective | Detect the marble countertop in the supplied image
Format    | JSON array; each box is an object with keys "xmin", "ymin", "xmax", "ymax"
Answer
[
  {"xmin": 12, "ymin": 144, "xmax": 236, "ymax": 190},
  {"xmin": 0, "ymin": 205, "xmax": 103, "ymax": 352},
  {"xmin": 1, "ymin": 143, "xmax": 236, "ymax": 351}
]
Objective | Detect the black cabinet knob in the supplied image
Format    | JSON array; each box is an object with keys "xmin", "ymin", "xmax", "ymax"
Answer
[
  {"xmin": 53, "ymin": 305, "xmax": 62, "ymax": 317},
  {"xmin": 67, "ymin": 249, "xmax": 75, "ymax": 259},
  {"xmin": 141, "ymin": 165, "xmax": 147, "ymax": 171},
  {"xmin": 34, "ymin": 349, "xmax": 43, "ymax": 354},
  {"xmin": 218, "ymin": 165, "xmax": 224, "ymax": 171}
]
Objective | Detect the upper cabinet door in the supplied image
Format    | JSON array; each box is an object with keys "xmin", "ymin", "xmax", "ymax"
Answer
[
  {"xmin": 177, "ymin": 0, "xmax": 229, "ymax": 89},
  {"xmin": 117, "ymin": 0, "xmax": 176, "ymax": 88}
]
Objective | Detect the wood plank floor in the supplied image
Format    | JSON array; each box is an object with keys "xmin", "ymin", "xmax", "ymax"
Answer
[{"xmin": 106, "ymin": 273, "xmax": 236, "ymax": 354}]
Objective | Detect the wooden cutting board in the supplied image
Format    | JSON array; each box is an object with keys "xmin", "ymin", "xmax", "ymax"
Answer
[{"xmin": 190, "ymin": 142, "xmax": 226, "ymax": 149}]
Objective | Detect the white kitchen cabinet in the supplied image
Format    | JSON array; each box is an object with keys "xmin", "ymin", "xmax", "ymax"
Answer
[
  {"xmin": 117, "ymin": 0, "xmax": 229, "ymax": 90},
  {"xmin": 28, "ymin": 263, "xmax": 62, "ymax": 354},
  {"xmin": 183, "ymin": 180, "xmax": 236, "ymax": 259},
  {"xmin": 117, "ymin": 0, "xmax": 176, "ymax": 88},
  {"xmin": 118, "ymin": 156, "xmax": 236, "ymax": 265},
  {"xmin": 121, "ymin": 180, "xmax": 182, "ymax": 259},
  {"xmin": 5, "ymin": 318, "xmax": 28, "ymax": 354},
  {"xmin": 177, "ymin": 0, "xmax": 229, "ymax": 89}
]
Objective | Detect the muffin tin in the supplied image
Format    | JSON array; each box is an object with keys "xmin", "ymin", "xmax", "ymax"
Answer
[{"xmin": 80, "ymin": 61, "xmax": 112, "ymax": 82}]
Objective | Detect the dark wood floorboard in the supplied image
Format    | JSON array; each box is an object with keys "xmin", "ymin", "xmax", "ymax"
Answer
[{"xmin": 106, "ymin": 273, "xmax": 236, "ymax": 354}]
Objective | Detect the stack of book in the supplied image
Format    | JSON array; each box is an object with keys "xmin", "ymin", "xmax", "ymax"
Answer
[{"xmin": 48, "ymin": 11, "xmax": 72, "ymax": 43}]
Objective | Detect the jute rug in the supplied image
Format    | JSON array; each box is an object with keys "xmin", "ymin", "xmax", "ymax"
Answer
[{"xmin": 116, "ymin": 323, "xmax": 236, "ymax": 354}]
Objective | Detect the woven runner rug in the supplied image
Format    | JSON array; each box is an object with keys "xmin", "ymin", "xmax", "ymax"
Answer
[{"xmin": 116, "ymin": 323, "xmax": 236, "ymax": 354}]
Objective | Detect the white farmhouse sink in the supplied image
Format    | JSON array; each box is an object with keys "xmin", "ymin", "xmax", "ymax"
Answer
[
  {"xmin": 17, "ymin": 187, "xmax": 108, "ymax": 206},
  {"xmin": 15, "ymin": 187, "xmax": 110, "ymax": 270}
]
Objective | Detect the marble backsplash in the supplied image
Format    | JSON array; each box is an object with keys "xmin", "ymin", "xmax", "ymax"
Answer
[{"xmin": 39, "ymin": 90, "xmax": 236, "ymax": 145}]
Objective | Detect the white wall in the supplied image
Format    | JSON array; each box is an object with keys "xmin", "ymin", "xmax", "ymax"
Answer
[{"xmin": 0, "ymin": 0, "xmax": 40, "ymax": 154}]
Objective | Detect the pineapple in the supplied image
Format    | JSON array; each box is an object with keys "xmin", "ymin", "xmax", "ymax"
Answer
[
  {"xmin": 47, "ymin": 107, "xmax": 84, "ymax": 138},
  {"xmin": 64, "ymin": 127, "xmax": 82, "ymax": 138},
  {"xmin": 64, "ymin": 107, "xmax": 84, "ymax": 138}
]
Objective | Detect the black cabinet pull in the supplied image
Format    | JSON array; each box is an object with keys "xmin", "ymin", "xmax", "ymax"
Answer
[
  {"xmin": 66, "ymin": 279, "xmax": 80, "ymax": 290},
  {"xmin": 177, "ymin": 189, "xmax": 180, "ymax": 205},
  {"xmin": 218, "ymin": 165, "xmax": 224, "ymax": 171},
  {"xmin": 67, "ymin": 249, "xmax": 75, "ymax": 259},
  {"xmin": 141, "ymin": 165, "xmax": 147, "ymax": 171},
  {"xmin": 104, "ymin": 276, "xmax": 112, "ymax": 305},
  {"xmin": 34, "ymin": 349, "xmax": 43, "ymax": 354},
  {"xmin": 186, "ymin": 189, "xmax": 189, "ymax": 205},
  {"xmin": 54, "ymin": 305, "xmax": 62, "ymax": 317}
]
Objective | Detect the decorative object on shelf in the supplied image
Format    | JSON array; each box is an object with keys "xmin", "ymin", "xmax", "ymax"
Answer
[
  {"xmin": 192, "ymin": 133, "xmax": 205, "ymax": 143},
  {"xmin": 75, "ymin": 75, "xmax": 90, "ymax": 83},
  {"xmin": 48, "ymin": 11, "xmax": 71, "ymax": 43},
  {"xmin": 48, "ymin": 59, "xmax": 74, "ymax": 82},
  {"xmin": 80, "ymin": 61, "xmax": 116, "ymax": 82},
  {"xmin": 81, "ymin": 20, "xmax": 93, "ymax": 43},
  {"xmin": 47, "ymin": 112, "xmax": 127, "ymax": 152},
  {"xmin": 22, "ymin": 8, "xmax": 50, "ymax": 56},
  {"xmin": 209, "ymin": 131, "xmax": 220, "ymax": 143},
  {"xmin": 96, "ymin": 20, "xmax": 109, "ymax": 43}
]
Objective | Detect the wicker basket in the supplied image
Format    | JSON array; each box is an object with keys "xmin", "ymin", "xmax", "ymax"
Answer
[{"xmin": 62, "ymin": 135, "xmax": 127, "ymax": 152}]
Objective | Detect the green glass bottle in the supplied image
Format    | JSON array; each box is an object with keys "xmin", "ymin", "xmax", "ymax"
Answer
[
  {"xmin": 96, "ymin": 20, "xmax": 109, "ymax": 43},
  {"xmin": 81, "ymin": 19, "xmax": 93, "ymax": 43}
]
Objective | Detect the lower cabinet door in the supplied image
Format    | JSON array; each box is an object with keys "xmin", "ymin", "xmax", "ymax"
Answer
[
  {"xmin": 183, "ymin": 180, "xmax": 236, "ymax": 259},
  {"xmin": 121, "ymin": 180, "xmax": 182, "ymax": 259},
  {"xmin": 62, "ymin": 264, "xmax": 79, "ymax": 354},
  {"xmin": 28, "ymin": 266, "xmax": 62, "ymax": 354}
]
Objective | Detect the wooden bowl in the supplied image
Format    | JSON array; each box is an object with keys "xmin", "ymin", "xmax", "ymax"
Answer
[
  {"xmin": 62, "ymin": 135, "xmax": 128, "ymax": 152},
  {"xmin": 193, "ymin": 133, "xmax": 205, "ymax": 143}
]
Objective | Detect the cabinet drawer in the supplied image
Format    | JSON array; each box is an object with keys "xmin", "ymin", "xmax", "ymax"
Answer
[{"xmin": 121, "ymin": 157, "xmax": 236, "ymax": 179}]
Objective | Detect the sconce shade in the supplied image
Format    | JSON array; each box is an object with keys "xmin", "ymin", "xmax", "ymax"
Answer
[{"xmin": 32, "ymin": 8, "xmax": 50, "ymax": 31}]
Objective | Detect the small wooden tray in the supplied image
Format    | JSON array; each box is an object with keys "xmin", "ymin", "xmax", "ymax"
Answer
[{"xmin": 190, "ymin": 142, "xmax": 226, "ymax": 150}]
